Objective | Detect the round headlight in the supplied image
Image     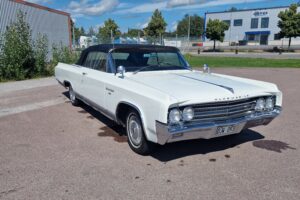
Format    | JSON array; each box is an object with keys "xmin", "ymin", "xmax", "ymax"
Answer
[
  {"xmin": 169, "ymin": 109, "xmax": 181, "ymax": 124},
  {"xmin": 182, "ymin": 107, "xmax": 194, "ymax": 121},
  {"xmin": 255, "ymin": 98, "xmax": 265, "ymax": 111},
  {"xmin": 265, "ymin": 97, "xmax": 274, "ymax": 110}
]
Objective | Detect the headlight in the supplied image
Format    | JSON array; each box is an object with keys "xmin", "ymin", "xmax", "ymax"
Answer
[
  {"xmin": 182, "ymin": 107, "xmax": 194, "ymax": 121},
  {"xmin": 265, "ymin": 97, "xmax": 274, "ymax": 111},
  {"xmin": 169, "ymin": 108, "xmax": 181, "ymax": 124},
  {"xmin": 255, "ymin": 98, "xmax": 265, "ymax": 111}
]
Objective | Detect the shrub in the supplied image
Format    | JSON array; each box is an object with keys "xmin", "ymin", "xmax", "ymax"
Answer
[
  {"xmin": 48, "ymin": 43, "xmax": 80, "ymax": 74},
  {"xmin": 0, "ymin": 11, "xmax": 34, "ymax": 81},
  {"xmin": 0, "ymin": 10, "xmax": 77, "ymax": 82},
  {"xmin": 33, "ymin": 33, "xmax": 49, "ymax": 77}
]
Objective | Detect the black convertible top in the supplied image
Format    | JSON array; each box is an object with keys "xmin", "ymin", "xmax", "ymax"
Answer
[
  {"xmin": 83, "ymin": 44, "xmax": 178, "ymax": 52},
  {"xmin": 77, "ymin": 44, "xmax": 179, "ymax": 65}
]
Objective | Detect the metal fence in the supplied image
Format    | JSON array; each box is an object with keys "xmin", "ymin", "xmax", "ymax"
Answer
[{"xmin": 76, "ymin": 34, "xmax": 300, "ymax": 53}]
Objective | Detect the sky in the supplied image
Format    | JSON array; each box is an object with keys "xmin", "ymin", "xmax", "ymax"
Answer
[{"xmin": 26, "ymin": 0, "xmax": 299, "ymax": 33}]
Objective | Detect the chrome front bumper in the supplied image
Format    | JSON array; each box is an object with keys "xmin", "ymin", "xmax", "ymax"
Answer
[{"xmin": 155, "ymin": 108, "xmax": 281, "ymax": 145}]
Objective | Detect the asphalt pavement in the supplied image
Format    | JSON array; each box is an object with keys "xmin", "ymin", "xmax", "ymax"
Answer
[{"xmin": 0, "ymin": 68, "xmax": 299, "ymax": 200}]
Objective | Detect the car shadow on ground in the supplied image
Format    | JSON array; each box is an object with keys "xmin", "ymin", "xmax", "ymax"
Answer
[
  {"xmin": 150, "ymin": 129, "xmax": 264, "ymax": 162},
  {"xmin": 63, "ymin": 92, "xmax": 265, "ymax": 162},
  {"xmin": 63, "ymin": 92, "xmax": 126, "ymax": 137}
]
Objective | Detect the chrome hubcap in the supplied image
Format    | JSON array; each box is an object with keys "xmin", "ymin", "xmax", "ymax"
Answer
[{"xmin": 128, "ymin": 116, "xmax": 142, "ymax": 147}]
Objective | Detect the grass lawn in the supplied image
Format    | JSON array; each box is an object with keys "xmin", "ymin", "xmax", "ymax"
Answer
[{"xmin": 185, "ymin": 55, "xmax": 300, "ymax": 68}]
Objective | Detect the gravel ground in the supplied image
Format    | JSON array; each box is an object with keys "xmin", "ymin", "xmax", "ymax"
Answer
[{"xmin": 0, "ymin": 68, "xmax": 299, "ymax": 200}]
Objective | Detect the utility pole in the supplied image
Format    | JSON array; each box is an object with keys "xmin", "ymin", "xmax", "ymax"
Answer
[
  {"xmin": 72, "ymin": 20, "xmax": 75, "ymax": 49},
  {"xmin": 110, "ymin": 29, "xmax": 113, "ymax": 44},
  {"xmin": 138, "ymin": 30, "xmax": 140, "ymax": 44},
  {"xmin": 187, "ymin": 14, "xmax": 191, "ymax": 42},
  {"xmin": 159, "ymin": 32, "xmax": 162, "ymax": 45},
  {"xmin": 244, "ymin": 0, "xmax": 248, "ymax": 9},
  {"xmin": 187, "ymin": 14, "xmax": 191, "ymax": 52}
]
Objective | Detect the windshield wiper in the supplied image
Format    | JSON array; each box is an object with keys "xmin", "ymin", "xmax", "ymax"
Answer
[{"xmin": 133, "ymin": 65, "xmax": 160, "ymax": 74}]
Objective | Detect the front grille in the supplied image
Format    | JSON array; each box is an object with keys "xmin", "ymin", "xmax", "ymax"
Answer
[{"xmin": 185, "ymin": 98, "xmax": 260, "ymax": 125}]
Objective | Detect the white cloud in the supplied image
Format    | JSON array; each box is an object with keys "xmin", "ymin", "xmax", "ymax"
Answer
[
  {"xmin": 171, "ymin": 21, "xmax": 178, "ymax": 31},
  {"xmin": 117, "ymin": 2, "xmax": 131, "ymax": 9},
  {"xmin": 94, "ymin": 23, "xmax": 104, "ymax": 31},
  {"xmin": 26, "ymin": 0, "xmax": 52, "ymax": 3},
  {"xmin": 114, "ymin": 1, "xmax": 167, "ymax": 14},
  {"xmin": 67, "ymin": 0, "xmax": 119, "ymax": 17},
  {"xmin": 136, "ymin": 17, "xmax": 151, "ymax": 29},
  {"xmin": 167, "ymin": 0, "xmax": 196, "ymax": 8},
  {"xmin": 173, "ymin": 0, "xmax": 268, "ymax": 11},
  {"xmin": 141, "ymin": 19, "xmax": 150, "ymax": 29},
  {"xmin": 115, "ymin": 0, "xmax": 270, "ymax": 14}
]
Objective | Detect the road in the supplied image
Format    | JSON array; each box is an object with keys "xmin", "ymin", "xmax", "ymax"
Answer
[{"xmin": 0, "ymin": 69, "xmax": 300, "ymax": 200}]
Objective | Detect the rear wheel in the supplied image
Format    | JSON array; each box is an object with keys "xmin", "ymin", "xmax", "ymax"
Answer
[
  {"xmin": 69, "ymin": 85, "xmax": 80, "ymax": 106},
  {"xmin": 126, "ymin": 110, "xmax": 155, "ymax": 155}
]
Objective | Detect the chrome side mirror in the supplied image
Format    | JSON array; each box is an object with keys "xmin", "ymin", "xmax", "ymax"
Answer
[
  {"xmin": 203, "ymin": 64, "xmax": 210, "ymax": 74},
  {"xmin": 117, "ymin": 65, "xmax": 125, "ymax": 78}
]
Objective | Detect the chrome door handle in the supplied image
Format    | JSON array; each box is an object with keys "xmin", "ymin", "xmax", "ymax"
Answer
[{"xmin": 82, "ymin": 72, "xmax": 87, "ymax": 75}]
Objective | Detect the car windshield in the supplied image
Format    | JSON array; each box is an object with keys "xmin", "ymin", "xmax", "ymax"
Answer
[{"xmin": 111, "ymin": 48, "xmax": 190, "ymax": 73}]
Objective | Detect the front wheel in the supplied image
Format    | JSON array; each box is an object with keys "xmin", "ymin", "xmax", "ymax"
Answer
[{"xmin": 126, "ymin": 111, "xmax": 155, "ymax": 155}]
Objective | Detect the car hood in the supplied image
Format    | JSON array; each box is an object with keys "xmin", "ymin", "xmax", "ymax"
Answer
[{"xmin": 127, "ymin": 71, "xmax": 275, "ymax": 105}]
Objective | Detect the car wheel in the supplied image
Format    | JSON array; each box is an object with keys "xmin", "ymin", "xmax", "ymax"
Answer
[
  {"xmin": 126, "ymin": 110, "xmax": 155, "ymax": 155},
  {"xmin": 69, "ymin": 85, "xmax": 80, "ymax": 106}
]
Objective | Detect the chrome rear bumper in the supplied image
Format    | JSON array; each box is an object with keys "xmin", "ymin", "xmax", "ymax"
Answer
[{"xmin": 156, "ymin": 108, "xmax": 281, "ymax": 145}]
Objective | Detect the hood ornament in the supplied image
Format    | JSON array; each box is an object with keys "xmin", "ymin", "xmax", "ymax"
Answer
[{"xmin": 223, "ymin": 86, "xmax": 234, "ymax": 94}]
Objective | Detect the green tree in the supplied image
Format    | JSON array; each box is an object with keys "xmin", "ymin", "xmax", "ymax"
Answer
[
  {"xmin": 205, "ymin": 19, "xmax": 229, "ymax": 51},
  {"xmin": 50, "ymin": 42, "xmax": 79, "ymax": 74},
  {"xmin": 278, "ymin": 4, "xmax": 300, "ymax": 49},
  {"xmin": 228, "ymin": 7, "xmax": 238, "ymax": 11},
  {"xmin": 98, "ymin": 18, "xmax": 121, "ymax": 43},
  {"xmin": 124, "ymin": 28, "xmax": 144, "ymax": 38},
  {"xmin": 87, "ymin": 26, "xmax": 95, "ymax": 36},
  {"xmin": 71, "ymin": 20, "xmax": 85, "ymax": 45},
  {"xmin": 163, "ymin": 31, "xmax": 176, "ymax": 37},
  {"xmin": 144, "ymin": 9, "xmax": 167, "ymax": 43},
  {"xmin": 0, "ymin": 10, "xmax": 34, "ymax": 80},
  {"xmin": 80, "ymin": 27, "xmax": 85, "ymax": 36},
  {"xmin": 176, "ymin": 14, "xmax": 204, "ymax": 38}
]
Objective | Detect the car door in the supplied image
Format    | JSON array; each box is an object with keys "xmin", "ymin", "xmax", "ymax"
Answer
[
  {"xmin": 66, "ymin": 64, "xmax": 84, "ymax": 95},
  {"xmin": 80, "ymin": 51, "xmax": 107, "ymax": 110}
]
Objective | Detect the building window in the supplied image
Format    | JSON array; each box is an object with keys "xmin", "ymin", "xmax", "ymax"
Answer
[
  {"xmin": 234, "ymin": 19, "xmax": 243, "ymax": 26},
  {"xmin": 251, "ymin": 18, "xmax": 259, "ymax": 29},
  {"xmin": 261, "ymin": 17, "xmax": 269, "ymax": 28},
  {"xmin": 223, "ymin": 20, "xmax": 231, "ymax": 27},
  {"xmin": 274, "ymin": 33, "xmax": 281, "ymax": 40}
]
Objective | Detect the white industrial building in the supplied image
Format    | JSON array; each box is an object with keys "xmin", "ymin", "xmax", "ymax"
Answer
[
  {"xmin": 0, "ymin": 0, "xmax": 72, "ymax": 54},
  {"xmin": 204, "ymin": 6, "xmax": 300, "ymax": 46}
]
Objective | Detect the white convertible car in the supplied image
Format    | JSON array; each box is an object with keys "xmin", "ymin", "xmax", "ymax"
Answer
[{"xmin": 55, "ymin": 44, "xmax": 282, "ymax": 154}]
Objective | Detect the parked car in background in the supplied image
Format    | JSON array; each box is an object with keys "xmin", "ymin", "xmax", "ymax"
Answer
[{"xmin": 55, "ymin": 44, "xmax": 282, "ymax": 155}]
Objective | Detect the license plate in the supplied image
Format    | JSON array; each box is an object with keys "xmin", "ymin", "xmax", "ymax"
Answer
[{"xmin": 216, "ymin": 125, "xmax": 235, "ymax": 135}]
